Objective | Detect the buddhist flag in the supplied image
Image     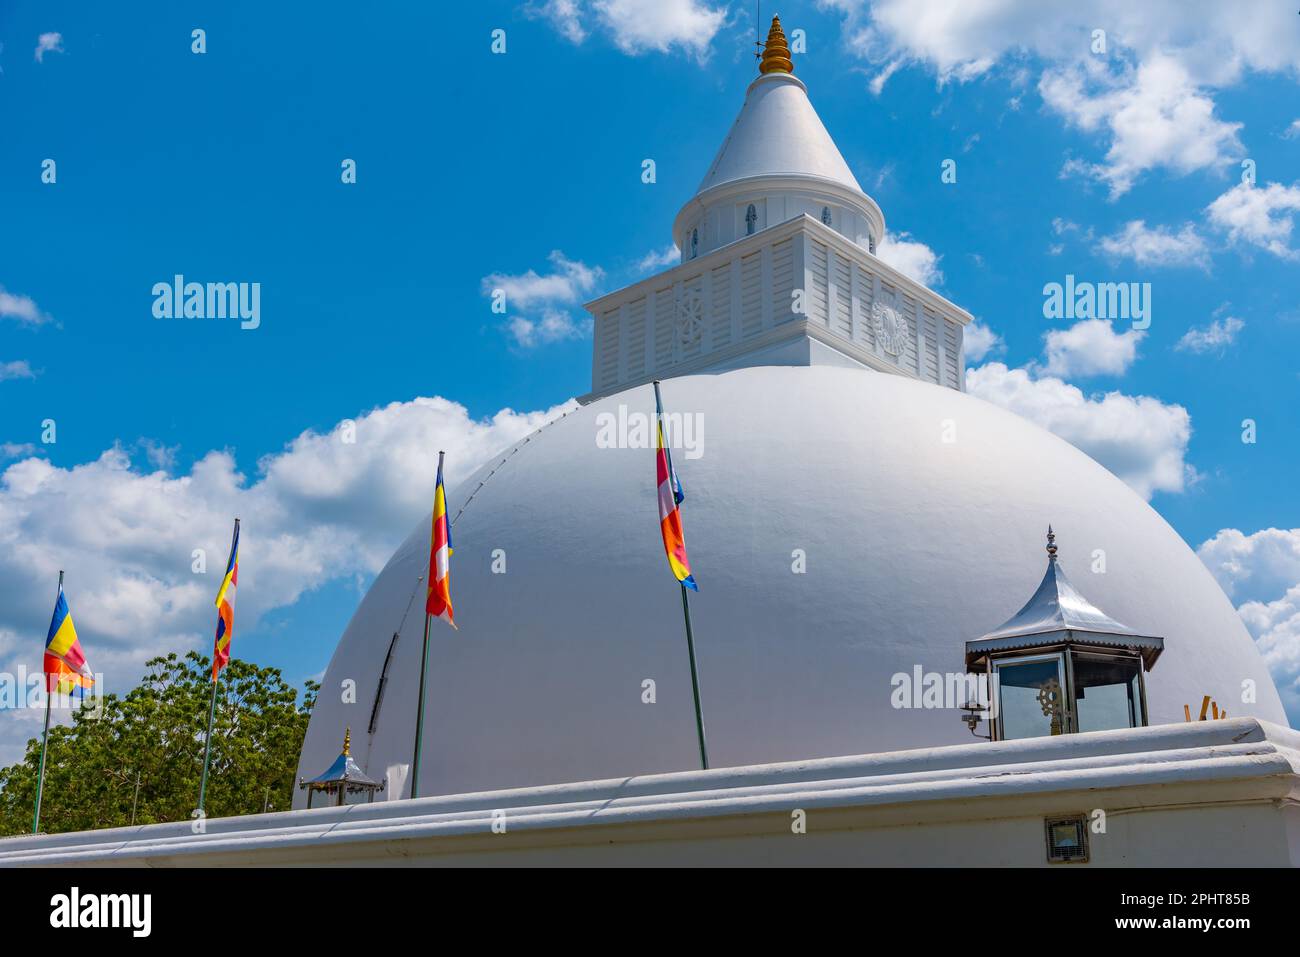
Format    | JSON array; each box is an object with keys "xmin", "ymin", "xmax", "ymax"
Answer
[
  {"xmin": 426, "ymin": 452, "xmax": 456, "ymax": 629},
  {"xmin": 211, "ymin": 519, "xmax": 240, "ymax": 680},
  {"xmin": 44, "ymin": 586, "xmax": 94, "ymax": 695},
  {"xmin": 654, "ymin": 382, "xmax": 697, "ymax": 591}
]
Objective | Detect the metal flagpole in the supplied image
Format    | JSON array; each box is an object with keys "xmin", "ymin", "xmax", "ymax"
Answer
[
  {"xmin": 198, "ymin": 517, "xmax": 238, "ymax": 815},
  {"xmin": 680, "ymin": 583, "xmax": 709, "ymax": 769},
  {"xmin": 410, "ymin": 449, "xmax": 444, "ymax": 799},
  {"xmin": 654, "ymin": 380, "xmax": 710, "ymax": 770},
  {"xmin": 410, "ymin": 609, "xmax": 433, "ymax": 799},
  {"xmin": 196, "ymin": 668, "xmax": 220, "ymax": 814},
  {"xmin": 31, "ymin": 569, "xmax": 63, "ymax": 834}
]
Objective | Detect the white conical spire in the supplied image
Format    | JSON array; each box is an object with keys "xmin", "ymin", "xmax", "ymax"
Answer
[
  {"xmin": 673, "ymin": 16, "xmax": 883, "ymax": 260},
  {"xmin": 696, "ymin": 16, "xmax": 862, "ymax": 197}
]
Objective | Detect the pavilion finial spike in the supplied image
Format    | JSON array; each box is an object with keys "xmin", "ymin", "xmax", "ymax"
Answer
[
  {"xmin": 759, "ymin": 15, "xmax": 794, "ymax": 75},
  {"xmin": 1046, "ymin": 526, "xmax": 1058, "ymax": 562},
  {"xmin": 342, "ymin": 727, "xmax": 351, "ymax": 756}
]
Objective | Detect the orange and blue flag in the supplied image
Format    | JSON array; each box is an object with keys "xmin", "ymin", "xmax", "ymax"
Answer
[
  {"xmin": 654, "ymin": 383, "xmax": 697, "ymax": 591},
  {"xmin": 211, "ymin": 520, "xmax": 240, "ymax": 680},
  {"xmin": 426, "ymin": 453, "xmax": 456, "ymax": 629},
  {"xmin": 44, "ymin": 585, "xmax": 94, "ymax": 695}
]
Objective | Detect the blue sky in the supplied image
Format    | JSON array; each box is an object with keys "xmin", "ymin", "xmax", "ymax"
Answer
[{"xmin": 2, "ymin": 0, "xmax": 1299, "ymax": 759}]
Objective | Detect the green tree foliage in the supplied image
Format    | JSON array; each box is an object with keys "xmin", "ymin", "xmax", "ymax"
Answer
[{"xmin": 0, "ymin": 652, "xmax": 317, "ymax": 836}]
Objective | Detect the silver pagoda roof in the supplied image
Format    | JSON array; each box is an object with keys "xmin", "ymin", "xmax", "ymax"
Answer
[
  {"xmin": 965, "ymin": 528, "xmax": 1165, "ymax": 669},
  {"xmin": 300, "ymin": 728, "xmax": 382, "ymax": 791}
]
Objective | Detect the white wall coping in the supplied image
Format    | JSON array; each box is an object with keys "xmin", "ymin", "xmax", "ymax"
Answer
[{"xmin": 3, "ymin": 719, "xmax": 1296, "ymax": 866}]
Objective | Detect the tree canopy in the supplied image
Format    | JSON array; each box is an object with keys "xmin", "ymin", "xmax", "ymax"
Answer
[{"xmin": 0, "ymin": 652, "xmax": 317, "ymax": 836}]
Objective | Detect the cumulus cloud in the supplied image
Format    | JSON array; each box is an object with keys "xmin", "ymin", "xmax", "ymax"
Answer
[
  {"xmin": 0, "ymin": 395, "xmax": 574, "ymax": 764},
  {"xmin": 0, "ymin": 360, "xmax": 38, "ymax": 382},
  {"xmin": 966, "ymin": 362, "xmax": 1192, "ymax": 499},
  {"xmin": 529, "ymin": 0, "xmax": 588, "ymax": 44},
  {"xmin": 34, "ymin": 32, "xmax": 63, "ymax": 63},
  {"xmin": 1238, "ymin": 585, "xmax": 1300, "ymax": 717},
  {"xmin": 1197, "ymin": 527, "xmax": 1300, "ymax": 602},
  {"xmin": 0, "ymin": 443, "xmax": 37, "ymax": 461},
  {"xmin": 0, "ymin": 286, "xmax": 54, "ymax": 327},
  {"xmin": 824, "ymin": 0, "xmax": 1300, "ymax": 89},
  {"xmin": 1176, "ymin": 314, "xmax": 1243, "ymax": 354},
  {"xmin": 532, "ymin": 0, "xmax": 727, "ymax": 59},
  {"xmin": 962, "ymin": 322, "xmax": 1003, "ymax": 363},
  {"xmin": 1099, "ymin": 219, "xmax": 1209, "ymax": 269},
  {"xmin": 637, "ymin": 243, "xmax": 681, "ymax": 273},
  {"xmin": 1040, "ymin": 55, "xmax": 1243, "ymax": 197},
  {"xmin": 1198, "ymin": 527, "xmax": 1300, "ymax": 719},
  {"xmin": 482, "ymin": 250, "xmax": 601, "ymax": 311},
  {"xmin": 507, "ymin": 310, "xmax": 592, "ymax": 348},
  {"xmin": 482, "ymin": 250, "xmax": 603, "ymax": 349},
  {"xmin": 1205, "ymin": 181, "xmax": 1300, "ymax": 259},
  {"xmin": 1039, "ymin": 318, "xmax": 1144, "ymax": 378},
  {"xmin": 595, "ymin": 0, "xmax": 726, "ymax": 58},
  {"xmin": 875, "ymin": 232, "xmax": 943, "ymax": 286},
  {"xmin": 823, "ymin": 1, "xmax": 1295, "ymax": 195}
]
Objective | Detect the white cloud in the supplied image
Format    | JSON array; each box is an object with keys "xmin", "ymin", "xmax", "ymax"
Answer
[
  {"xmin": 1283, "ymin": 119, "xmax": 1300, "ymax": 140},
  {"xmin": 875, "ymin": 232, "xmax": 943, "ymax": 286},
  {"xmin": 482, "ymin": 250, "xmax": 603, "ymax": 349},
  {"xmin": 1099, "ymin": 219, "xmax": 1209, "ymax": 269},
  {"xmin": 1197, "ymin": 527, "xmax": 1300, "ymax": 602},
  {"xmin": 1238, "ymin": 584, "xmax": 1300, "ymax": 717},
  {"xmin": 962, "ymin": 322, "xmax": 1003, "ymax": 363},
  {"xmin": 1039, "ymin": 318, "xmax": 1143, "ymax": 378},
  {"xmin": 0, "ymin": 360, "xmax": 37, "ymax": 382},
  {"xmin": 824, "ymin": 0, "xmax": 1300, "ymax": 89},
  {"xmin": 823, "ymin": 1, "xmax": 1297, "ymax": 194},
  {"xmin": 533, "ymin": 0, "xmax": 727, "ymax": 59},
  {"xmin": 34, "ymin": 32, "xmax": 63, "ymax": 63},
  {"xmin": 637, "ymin": 243, "xmax": 681, "ymax": 272},
  {"xmin": 530, "ymin": 0, "xmax": 588, "ymax": 44},
  {"xmin": 0, "ymin": 396, "xmax": 575, "ymax": 764},
  {"xmin": 1205, "ymin": 181, "xmax": 1300, "ymax": 259},
  {"xmin": 1040, "ymin": 55, "xmax": 1243, "ymax": 197},
  {"xmin": 966, "ymin": 362, "xmax": 1192, "ymax": 499},
  {"xmin": 508, "ymin": 310, "xmax": 593, "ymax": 348},
  {"xmin": 0, "ymin": 443, "xmax": 37, "ymax": 461},
  {"xmin": 0, "ymin": 286, "xmax": 53, "ymax": 327},
  {"xmin": 595, "ymin": 0, "xmax": 726, "ymax": 58},
  {"xmin": 1176, "ymin": 315, "xmax": 1243, "ymax": 354},
  {"xmin": 1198, "ymin": 527, "xmax": 1300, "ymax": 719},
  {"xmin": 482, "ymin": 250, "xmax": 601, "ymax": 311},
  {"xmin": 868, "ymin": 58, "xmax": 904, "ymax": 95}
]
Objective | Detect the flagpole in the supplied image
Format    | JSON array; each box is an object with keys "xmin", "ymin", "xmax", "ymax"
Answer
[
  {"xmin": 31, "ymin": 569, "xmax": 63, "ymax": 834},
  {"xmin": 410, "ymin": 449, "xmax": 444, "ymax": 800},
  {"xmin": 679, "ymin": 583, "xmax": 709, "ymax": 769},
  {"xmin": 410, "ymin": 609, "xmax": 432, "ymax": 799},
  {"xmin": 197, "ymin": 665, "xmax": 220, "ymax": 814},
  {"xmin": 198, "ymin": 517, "xmax": 238, "ymax": 815},
  {"xmin": 654, "ymin": 380, "xmax": 710, "ymax": 771}
]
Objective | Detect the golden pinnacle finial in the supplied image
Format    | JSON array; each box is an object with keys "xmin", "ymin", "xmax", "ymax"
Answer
[
  {"xmin": 342, "ymin": 727, "xmax": 351, "ymax": 756},
  {"xmin": 759, "ymin": 15, "xmax": 794, "ymax": 75}
]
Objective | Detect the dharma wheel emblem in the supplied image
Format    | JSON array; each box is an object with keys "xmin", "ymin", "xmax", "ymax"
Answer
[
  {"xmin": 1037, "ymin": 677, "xmax": 1065, "ymax": 736},
  {"xmin": 871, "ymin": 299, "xmax": 907, "ymax": 356},
  {"xmin": 676, "ymin": 287, "xmax": 705, "ymax": 350}
]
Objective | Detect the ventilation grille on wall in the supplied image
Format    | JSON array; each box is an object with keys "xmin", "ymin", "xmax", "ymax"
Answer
[{"xmin": 1044, "ymin": 816, "xmax": 1090, "ymax": 864}]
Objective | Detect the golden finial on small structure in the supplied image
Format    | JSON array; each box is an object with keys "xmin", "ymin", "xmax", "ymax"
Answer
[
  {"xmin": 759, "ymin": 15, "xmax": 794, "ymax": 75},
  {"xmin": 342, "ymin": 727, "xmax": 351, "ymax": 756}
]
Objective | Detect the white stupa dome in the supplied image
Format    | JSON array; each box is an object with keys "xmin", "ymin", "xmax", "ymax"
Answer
[{"xmin": 295, "ymin": 366, "xmax": 1285, "ymax": 803}]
